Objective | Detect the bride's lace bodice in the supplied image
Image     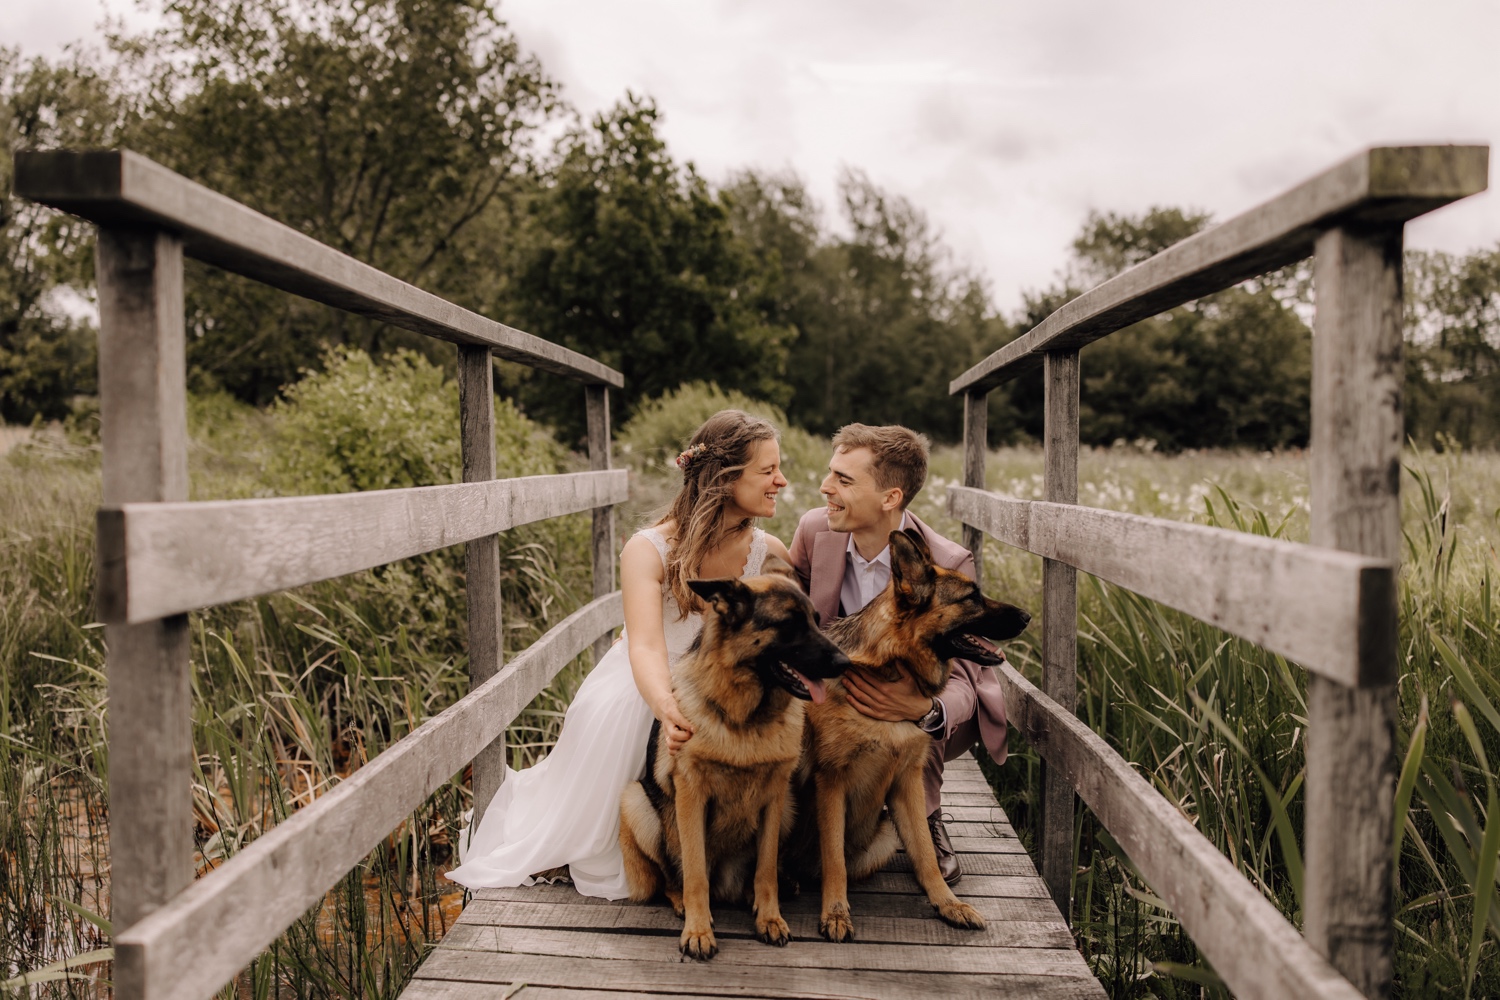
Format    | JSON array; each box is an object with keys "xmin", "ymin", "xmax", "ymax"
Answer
[{"xmin": 629, "ymin": 525, "xmax": 769, "ymax": 666}]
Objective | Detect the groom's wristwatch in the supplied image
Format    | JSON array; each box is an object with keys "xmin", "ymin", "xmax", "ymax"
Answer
[{"xmin": 917, "ymin": 697, "xmax": 945, "ymax": 734}]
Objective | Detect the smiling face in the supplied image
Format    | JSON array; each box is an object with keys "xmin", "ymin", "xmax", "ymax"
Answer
[
  {"xmin": 727, "ymin": 437, "xmax": 788, "ymax": 520},
  {"xmin": 821, "ymin": 445, "xmax": 901, "ymax": 533}
]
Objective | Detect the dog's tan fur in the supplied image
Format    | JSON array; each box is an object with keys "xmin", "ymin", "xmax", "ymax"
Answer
[
  {"xmin": 619, "ymin": 559, "xmax": 850, "ymax": 959},
  {"xmin": 792, "ymin": 528, "xmax": 1031, "ymax": 942}
]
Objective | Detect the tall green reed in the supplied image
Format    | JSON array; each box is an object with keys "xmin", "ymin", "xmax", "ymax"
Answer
[
  {"xmin": 3, "ymin": 376, "xmax": 601, "ymax": 997},
  {"xmin": 975, "ymin": 456, "xmax": 1500, "ymax": 999}
]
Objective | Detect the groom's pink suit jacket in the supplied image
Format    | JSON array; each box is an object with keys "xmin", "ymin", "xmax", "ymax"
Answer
[{"xmin": 787, "ymin": 507, "xmax": 1009, "ymax": 814}]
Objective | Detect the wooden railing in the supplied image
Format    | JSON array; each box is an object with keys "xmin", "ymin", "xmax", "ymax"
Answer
[
  {"xmin": 14, "ymin": 150, "xmax": 628, "ymax": 1000},
  {"xmin": 948, "ymin": 144, "xmax": 1490, "ymax": 1000}
]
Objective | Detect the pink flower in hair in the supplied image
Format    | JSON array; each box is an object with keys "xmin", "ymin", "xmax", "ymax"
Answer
[{"xmin": 675, "ymin": 443, "xmax": 709, "ymax": 471}]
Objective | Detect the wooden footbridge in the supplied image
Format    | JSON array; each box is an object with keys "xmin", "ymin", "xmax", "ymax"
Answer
[
  {"xmin": 15, "ymin": 142, "xmax": 1487, "ymax": 1000},
  {"xmin": 408, "ymin": 755, "xmax": 1101, "ymax": 999}
]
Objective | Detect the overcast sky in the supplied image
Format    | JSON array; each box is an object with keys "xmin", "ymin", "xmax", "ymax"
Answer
[{"xmin": 6, "ymin": 0, "xmax": 1498, "ymax": 314}]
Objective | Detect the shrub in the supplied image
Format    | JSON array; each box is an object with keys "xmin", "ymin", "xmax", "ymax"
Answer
[
  {"xmin": 618, "ymin": 380, "xmax": 826, "ymax": 480},
  {"xmin": 269, "ymin": 347, "xmax": 565, "ymax": 495}
]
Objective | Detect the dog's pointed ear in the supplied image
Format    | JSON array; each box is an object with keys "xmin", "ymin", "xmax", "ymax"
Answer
[
  {"xmin": 688, "ymin": 578, "xmax": 753, "ymax": 625},
  {"xmin": 758, "ymin": 553, "xmax": 797, "ymax": 584},
  {"xmin": 889, "ymin": 529, "xmax": 935, "ymax": 608},
  {"xmin": 900, "ymin": 526, "xmax": 932, "ymax": 560}
]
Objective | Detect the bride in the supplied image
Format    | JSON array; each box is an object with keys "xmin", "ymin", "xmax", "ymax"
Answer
[{"xmin": 446, "ymin": 409, "xmax": 794, "ymax": 899}]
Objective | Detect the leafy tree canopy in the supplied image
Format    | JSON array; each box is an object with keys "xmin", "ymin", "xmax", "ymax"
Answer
[
  {"xmin": 1000, "ymin": 206, "xmax": 1312, "ymax": 451},
  {"xmin": 1405, "ymin": 246, "xmax": 1500, "ymax": 448},
  {"xmin": 502, "ymin": 95, "xmax": 795, "ymax": 438},
  {"xmin": 114, "ymin": 0, "xmax": 557, "ymax": 401},
  {"xmin": 0, "ymin": 48, "xmax": 119, "ymax": 422},
  {"xmin": 2, "ymin": 5, "xmax": 1497, "ymax": 452},
  {"xmin": 723, "ymin": 167, "xmax": 1010, "ymax": 441}
]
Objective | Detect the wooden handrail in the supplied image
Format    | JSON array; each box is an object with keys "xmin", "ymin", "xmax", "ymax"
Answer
[
  {"xmin": 996, "ymin": 664, "xmax": 1365, "ymax": 1000},
  {"xmin": 96, "ymin": 469, "xmax": 628, "ymax": 624},
  {"xmin": 15, "ymin": 145, "xmax": 627, "ymax": 1000},
  {"xmin": 952, "ymin": 142, "xmax": 1490, "ymax": 998},
  {"xmin": 947, "ymin": 488, "xmax": 1396, "ymax": 687},
  {"xmin": 950, "ymin": 145, "xmax": 1488, "ymax": 394},
  {"xmin": 111, "ymin": 592, "xmax": 624, "ymax": 1000},
  {"xmin": 13, "ymin": 149, "xmax": 623, "ymax": 388}
]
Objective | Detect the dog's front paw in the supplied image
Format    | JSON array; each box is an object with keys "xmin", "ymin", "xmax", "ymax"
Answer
[
  {"xmin": 934, "ymin": 897, "xmax": 986, "ymax": 930},
  {"xmin": 680, "ymin": 923, "xmax": 717, "ymax": 960},
  {"xmin": 819, "ymin": 901, "xmax": 854, "ymax": 943},
  {"xmin": 755, "ymin": 912, "xmax": 790, "ymax": 946}
]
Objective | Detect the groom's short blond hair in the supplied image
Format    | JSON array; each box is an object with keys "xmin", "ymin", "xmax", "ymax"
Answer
[{"xmin": 832, "ymin": 424, "xmax": 929, "ymax": 510}]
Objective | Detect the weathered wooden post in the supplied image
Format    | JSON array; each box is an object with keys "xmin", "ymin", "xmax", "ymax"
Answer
[
  {"xmin": 1040, "ymin": 349, "xmax": 1080, "ymax": 921},
  {"xmin": 96, "ymin": 227, "xmax": 194, "ymax": 934},
  {"xmin": 1304, "ymin": 225, "xmax": 1403, "ymax": 999},
  {"xmin": 961, "ymin": 389, "xmax": 988, "ymax": 587},
  {"xmin": 458, "ymin": 345, "xmax": 505, "ymax": 824},
  {"xmin": 587, "ymin": 385, "xmax": 616, "ymax": 664}
]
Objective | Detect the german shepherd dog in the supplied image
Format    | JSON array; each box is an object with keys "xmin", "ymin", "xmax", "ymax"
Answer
[
  {"xmin": 793, "ymin": 528, "xmax": 1030, "ymax": 942},
  {"xmin": 619, "ymin": 558, "xmax": 852, "ymax": 960}
]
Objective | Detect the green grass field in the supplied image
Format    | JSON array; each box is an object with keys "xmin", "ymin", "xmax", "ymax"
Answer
[{"xmin": 3, "ymin": 398, "xmax": 1497, "ymax": 997}]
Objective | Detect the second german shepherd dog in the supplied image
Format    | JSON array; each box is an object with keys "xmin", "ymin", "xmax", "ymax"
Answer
[
  {"xmin": 619, "ymin": 558, "xmax": 852, "ymax": 960},
  {"xmin": 793, "ymin": 528, "xmax": 1031, "ymax": 942}
]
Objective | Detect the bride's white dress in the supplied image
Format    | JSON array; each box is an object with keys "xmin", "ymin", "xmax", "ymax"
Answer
[{"xmin": 446, "ymin": 525, "xmax": 769, "ymax": 899}]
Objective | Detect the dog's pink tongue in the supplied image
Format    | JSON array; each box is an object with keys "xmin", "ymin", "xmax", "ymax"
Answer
[{"xmin": 792, "ymin": 669, "xmax": 827, "ymax": 704}]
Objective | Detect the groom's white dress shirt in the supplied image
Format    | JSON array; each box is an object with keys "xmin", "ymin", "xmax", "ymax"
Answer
[{"xmin": 839, "ymin": 512, "xmax": 911, "ymax": 617}]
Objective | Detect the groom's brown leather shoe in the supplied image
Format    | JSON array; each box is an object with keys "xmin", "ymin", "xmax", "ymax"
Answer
[{"xmin": 928, "ymin": 812, "xmax": 962, "ymax": 886}]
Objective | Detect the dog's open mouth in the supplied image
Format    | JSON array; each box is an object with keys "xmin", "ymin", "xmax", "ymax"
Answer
[
  {"xmin": 933, "ymin": 631, "xmax": 1005, "ymax": 666},
  {"xmin": 776, "ymin": 661, "xmax": 827, "ymax": 703}
]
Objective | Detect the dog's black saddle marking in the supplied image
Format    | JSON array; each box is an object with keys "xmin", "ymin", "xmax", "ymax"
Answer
[{"xmin": 641, "ymin": 717, "xmax": 668, "ymax": 811}]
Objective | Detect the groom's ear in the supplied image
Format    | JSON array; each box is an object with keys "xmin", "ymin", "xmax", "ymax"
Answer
[{"xmin": 688, "ymin": 578, "xmax": 754, "ymax": 626}]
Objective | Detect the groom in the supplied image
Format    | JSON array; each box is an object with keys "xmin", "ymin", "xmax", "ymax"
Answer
[{"xmin": 787, "ymin": 423, "xmax": 1011, "ymax": 885}]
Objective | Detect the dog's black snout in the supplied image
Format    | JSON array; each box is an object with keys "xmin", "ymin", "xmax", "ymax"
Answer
[{"xmin": 1017, "ymin": 609, "xmax": 1032, "ymax": 627}]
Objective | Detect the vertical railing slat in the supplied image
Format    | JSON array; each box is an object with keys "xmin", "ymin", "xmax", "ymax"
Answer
[
  {"xmin": 1040, "ymin": 349, "xmax": 1080, "ymax": 922},
  {"xmin": 586, "ymin": 385, "xmax": 616, "ymax": 665},
  {"xmin": 1305, "ymin": 225, "xmax": 1402, "ymax": 999},
  {"xmin": 961, "ymin": 389, "xmax": 988, "ymax": 588},
  {"xmin": 96, "ymin": 227, "xmax": 194, "ymax": 946},
  {"xmin": 458, "ymin": 345, "xmax": 506, "ymax": 824}
]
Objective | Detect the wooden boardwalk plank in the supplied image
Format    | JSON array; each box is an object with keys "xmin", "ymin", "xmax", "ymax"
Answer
[
  {"xmin": 401, "ymin": 986, "xmax": 754, "ymax": 1000},
  {"xmin": 469, "ymin": 884, "xmax": 1063, "ymax": 923},
  {"xmin": 455, "ymin": 901, "xmax": 1075, "ymax": 948},
  {"xmin": 433, "ymin": 925, "xmax": 1088, "ymax": 975},
  {"xmin": 410, "ymin": 953, "xmax": 1105, "ymax": 1000},
  {"xmin": 405, "ymin": 755, "xmax": 1102, "ymax": 998}
]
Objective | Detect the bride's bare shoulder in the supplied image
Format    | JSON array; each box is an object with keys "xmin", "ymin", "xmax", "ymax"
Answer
[
  {"xmin": 621, "ymin": 532, "xmax": 667, "ymax": 583},
  {"xmin": 763, "ymin": 532, "xmax": 792, "ymax": 564}
]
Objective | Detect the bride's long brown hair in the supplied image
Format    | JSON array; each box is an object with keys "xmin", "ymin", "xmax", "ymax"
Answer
[{"xmin": 657, "ymin": 409, "xmax": 778, "ymax": 618}]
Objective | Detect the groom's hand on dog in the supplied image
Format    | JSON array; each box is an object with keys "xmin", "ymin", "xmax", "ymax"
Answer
[{"xmin": 843, "ymin": 667, "xmax": 931, "ymax": 724}]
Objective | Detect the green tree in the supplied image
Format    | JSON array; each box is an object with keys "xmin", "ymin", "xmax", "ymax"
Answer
[
  {"xmin": 0, "ymin": 48, "xmax": 119, "ymax": 422},
  {"xmin": 503, "ymin": 95, "xmax": 794, "ymax": 438},
  {"xmin": 725, "ymin": 168, "xmax": 1010, "ymax": 442},
  {"xmin": 999, "ymin": 206, "xmax": 1312, "ymax": 450},
  {"xmin": 1405, "ymin": 246, "xmax": 1500, "ymax": 449},
  {"xmin": 1069, "ymin": 206, "xmax": 1212, "ymax": 284},
  {"xmin": 113, "ymin": 0, "xmax": 557, "ymax": 402}
]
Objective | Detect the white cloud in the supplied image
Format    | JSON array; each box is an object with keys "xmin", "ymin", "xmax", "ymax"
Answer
[{"xmin": 8, "ymin": 0, "xmax": 1498, "ymax": 315}]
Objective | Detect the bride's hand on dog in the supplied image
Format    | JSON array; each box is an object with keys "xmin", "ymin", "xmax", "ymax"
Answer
[
  {"xmin": 843, "ymin": 667, "xmax": 931, "ymax": 724},
  {"xmin": 655, "ymin": 694, "xmax": 695, "ymax": 755}
]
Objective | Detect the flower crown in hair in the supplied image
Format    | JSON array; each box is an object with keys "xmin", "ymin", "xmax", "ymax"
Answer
[{"xmin": 675, "ymin": 442, "xmax": 713, "ymax": 471}]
